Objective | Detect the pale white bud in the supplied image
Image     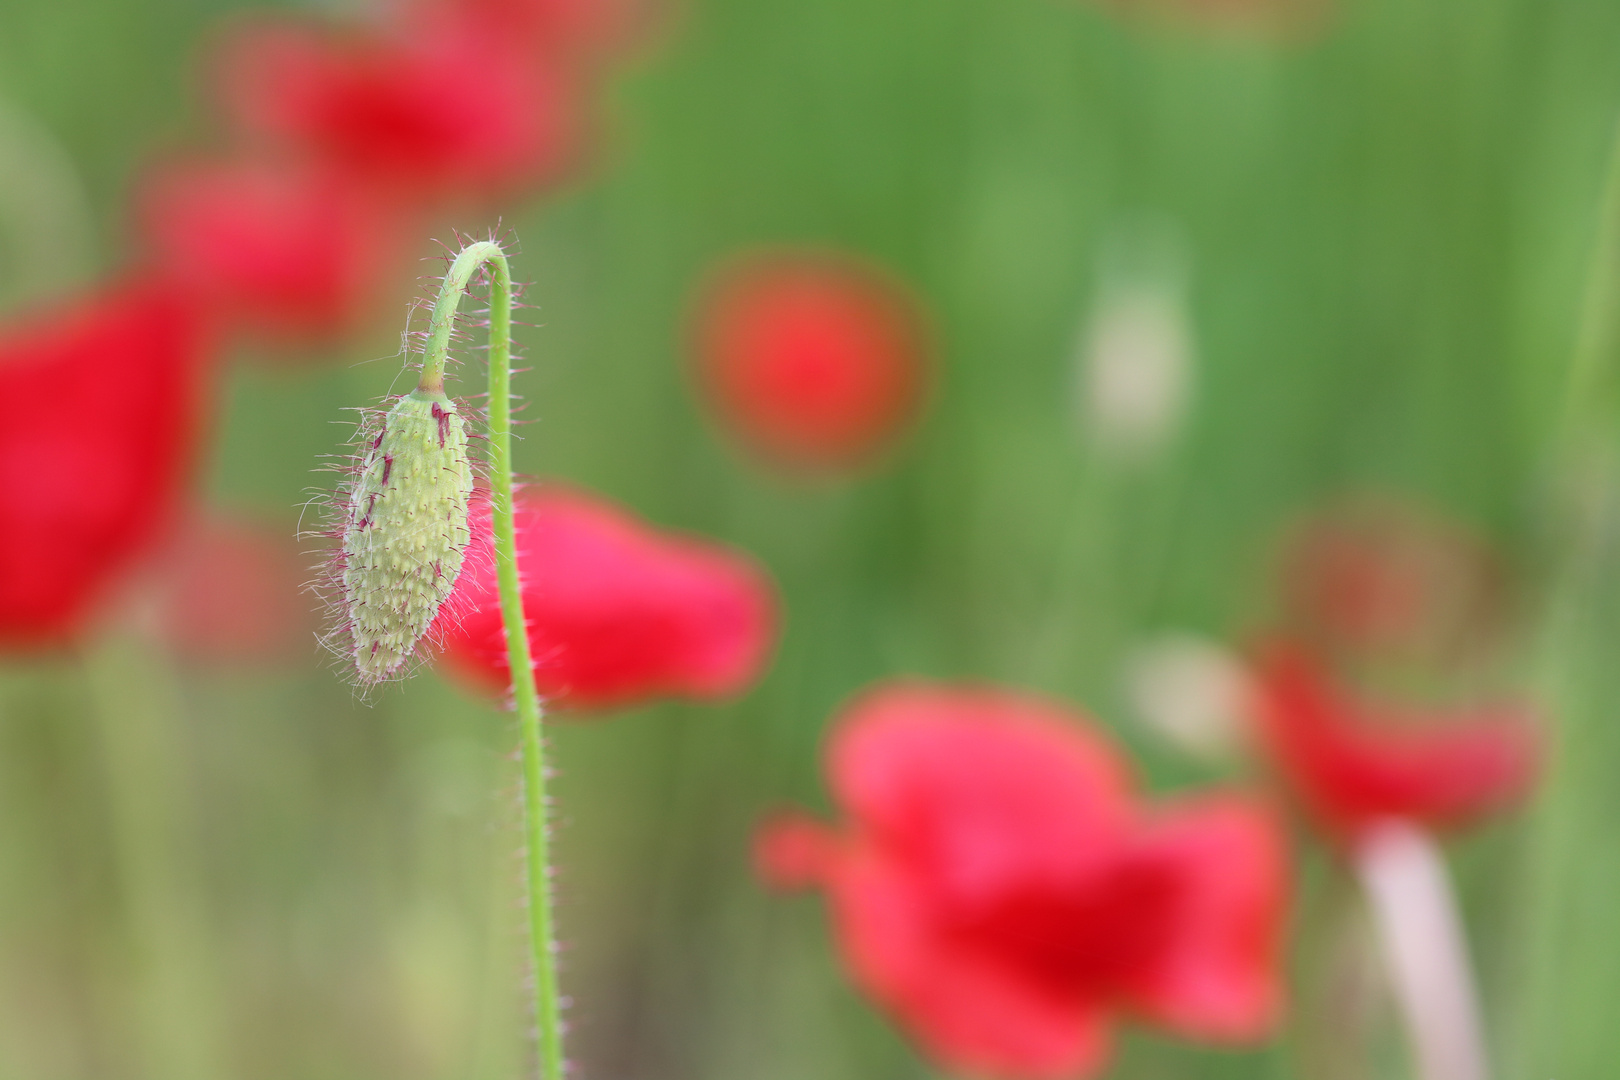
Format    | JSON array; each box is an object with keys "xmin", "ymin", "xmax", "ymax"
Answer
[
  {"xmin": 1075, "ymin": 222, "xmax": 1194, "ymax": 460},
  {"xmin": 1124, "ymin": 633, "xmax": 1253, "ymax": 762}
]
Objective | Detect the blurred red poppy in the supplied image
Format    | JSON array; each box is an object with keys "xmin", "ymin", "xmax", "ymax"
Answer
[
  {"xmin": 1250, "ymin": 642, "xmax": 1538, "ymax": 842},
  {"xmin": 692, "ymin": 251, "xmax": 931, "ymax": 475},
  {"xmin": 394, "ymin": 0, "xmax": 652, "ymax": 62},
  {"xmin": 1278, "ymin": 497, "xmax": 1506, "ymax": 665},
  {"xmin": 214, "ymin": 20, "xmax": 583, "ymax": 199},
  {"xmin": 756, "ymin": 681, "xmax": 1288, "ymax": 1079},
  {"xmin": 434, "ymin": 485, "xmax": 776, "ymax": 712},
  {"xmin": 137, "ymin": 158, "xmax": 403, "ymax": 342},
  {"xmin": 153, "ymin": 511, "xmax": 316, "ymax": 665},
  {"xmin": 0, "ymin": 280, "xmax": 213, "ymax": 648}
]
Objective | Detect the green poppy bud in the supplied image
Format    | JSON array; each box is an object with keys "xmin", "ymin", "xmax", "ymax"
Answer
[{"xmin": 342, "ymin": 386, "xmax": 474, "ymax": 682}]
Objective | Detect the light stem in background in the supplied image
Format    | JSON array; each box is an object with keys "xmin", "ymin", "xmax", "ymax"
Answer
[
  {"xmin": 1561, "ymin": 113, "xmax": 1620, "ymax": 441},
  {"xmin": 1504, "ymin": 105, "xmax": 1620, "ymax": 1080},
  {"xmin": 1543, "ymin": 110, "xmax": 1620, "ymax": 590},
  {"xmin": 85, "ymin": 632, "xmax": 224, "ymax": 1080},
  {"xmin": 1355, "ymin": 821, "xmax": 1488, "ymax": 1080},
  {"xmin": 420, "ymin": 241, "xmax": 563, "ymax": 1080}
]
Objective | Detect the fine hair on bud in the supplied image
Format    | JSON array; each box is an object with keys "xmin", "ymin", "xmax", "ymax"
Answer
[
  {"xmin": 331, "ymin": 385, "xmax": 476, "ymax": 683},
  {"xmin": 347, "ymin": 382, "xmax": 476, "ymax": 680}
]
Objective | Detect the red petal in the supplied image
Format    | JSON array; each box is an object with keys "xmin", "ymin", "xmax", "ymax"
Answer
[
  {"xmin": 1251, "ymin": 642, "xmax": 1539, "ymax": 838},
  {"xmin": 214, "ymin": 19, "xmax": 583, "ymax": 198},
  {"xmin": 137, "ymin": 158, "xmax": 403, "ymax": 343},
  {"xmin": 828, "ymin": 681, "xmax": 1134, "ymax": 897},
  {"xmin": 0, "ymin": 279, "xmax": 214, "ymax": 646},
  {"xmin": 830, "ymin": 844, "xmax": 1115, "ymax": 1080},
  {"xmin": 1115, "ymin": 795, "xmax": 1289, "ymax": 1040},
  {"xmin": 434, "ymin": 484, "xmax": 777, "ymax": 712},
  {"xmin": 773, "ymin": 682, "xmax": 1291, "ymax": 1074},
  {"xmin": 393, "ymin": 0, "xmax": 653, "ymax": 61}
]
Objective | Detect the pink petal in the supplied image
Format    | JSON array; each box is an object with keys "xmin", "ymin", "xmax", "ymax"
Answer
[
  {"xmin": 435, "ymin": 484, "xmax": 777, "ymax": 713},
  {"xmin": 1115, "ymin": 794, "xmax": 1289, "ymax": 1040}
]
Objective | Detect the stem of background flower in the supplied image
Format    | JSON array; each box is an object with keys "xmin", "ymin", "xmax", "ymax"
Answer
[
  {"xmin": 420, "ymin": 240, "xmax": 564, "ymax": 1080},
  {"xmin": 1539, "ymin": 110, "xmax": 1620, "ymax": 595},
  {"xmin": 0, "ymin": 96, "xmax": 97, "ymax": 302},
  {"xmin": 85, "ymin": 631, "xmax": 224, "ymax": 1080},
  {"xmin": 1355, "ymin": 821, "xmax": 1488, "ymax": 1080},
  {"xmin": 1505, "ymin": 106, "xmax": 1620, "ymax": 1078},
  {"xmin": 1560, "ymin": 112, "xmax": 1620, "ymax": 443}
]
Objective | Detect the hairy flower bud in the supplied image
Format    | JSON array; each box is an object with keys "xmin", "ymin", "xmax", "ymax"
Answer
[{"xmin": 342, "ymin": 386, "xmax": 474, "ymax": 681}]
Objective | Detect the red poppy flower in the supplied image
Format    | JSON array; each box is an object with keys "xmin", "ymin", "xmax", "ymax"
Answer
[
  {"xmin": 214, "ymin": 20, "xmax": 582, "ymax": 198},
  {"xmin": 137, "ymin": 158, "xmax": 403, "ymax": 342},
  {"xmin": 394, "ymin": 0, "xmax": 651, "ymax": 61},
  {"xmin": 434, "ymin": 485, "xmax": 776, "ymax": 712},
  {"xmin": 153, "ymin": 511, "xmax": 316, "ymax": 665},
  {"xmin": 0, "ymin": 280, "xmax": 213, "ymax": 648},
  {"xmin": 755, "ymin": 682, "xmax": 1288, "ymax": 1079},
  {"xmin": 1249, "ymin": 642, "xmax": 1538, "ymax": 841},
  {"xmin": 691, "ymin": 251, "xmax": 931, "ymax": 474},
  {"xmin": 1278, "ymin": 497, "xmax": 1505, "ymax": 664}
]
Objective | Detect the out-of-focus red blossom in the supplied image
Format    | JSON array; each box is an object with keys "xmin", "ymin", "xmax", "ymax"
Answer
[
  {"xmin": 1250, "ymin": 642, "xmax": 1539, "ymax": 842},
  {"xmin": 692, "ymin": 251, "xmax": 931, "ymax": 475},
  {"xmin": 137, "ymin": 159, "xmax": 402, "ymax": 341},
  {"xmin": 215, "ymin": 20, "xmax": 582, "ymax": 199},
  {"xmin": 755, "ymin": 682, "xmax": 1288, "ymax": 1079},
  {"xmin": 434, "ymin": 485, "xmax": 777, "ymax": 712},
  {"xmin": 1279, "ymin": 498, "xmax": 1506, "ymax": 664},
  {"xmin": 153, "ymin": 512, "xmax": 316, "ymax": 665},
  {"xmin": 0, "ymin": 280, "xmax": 213, "ymax": 648},
  {"xmin": 395, "ymin": 0, "xmax": 652, "ymax": 62}
]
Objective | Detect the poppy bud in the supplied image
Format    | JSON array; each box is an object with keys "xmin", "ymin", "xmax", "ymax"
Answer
[
  {"xmin": 1075, "ymin": 224, "xmax": 1194, "ymax": 462},
  {"xmin": 1125, "ymin": 633, "xmax": 1253, "ymax": 762},
  {"xmin": 341, "ymin": 386, "xmax": 474, "ymax": 682}
]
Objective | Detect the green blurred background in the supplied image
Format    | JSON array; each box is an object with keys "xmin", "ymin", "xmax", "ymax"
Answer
[{"xmin": 4, "ymin": 0, "xmax": 1620, "ymax": 1076}]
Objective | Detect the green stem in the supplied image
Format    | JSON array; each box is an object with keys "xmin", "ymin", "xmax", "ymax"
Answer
[
  {"xmin": 423, "ymin": 241, "xmax": 563, "ymax": 1080},
  {"xmin": 1505, "ymin": 107, "xmax": 1620, "ymax": 1080},
  {"xmin": 1561, "ymin": 112, "xmax": 1620, "ymax": 442},
  {"xmin": 85, "ymin": 633, "xmax": 224, "ymax": 1080}
]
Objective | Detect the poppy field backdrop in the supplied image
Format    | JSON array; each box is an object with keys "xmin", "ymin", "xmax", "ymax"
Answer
[{"xmin": 2, "ymin": 0, "xmax": 1620, "ymax": 1077}]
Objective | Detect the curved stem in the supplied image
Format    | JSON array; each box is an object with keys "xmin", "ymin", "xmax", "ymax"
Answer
[
  {"xmin": 420, "ymin": 241, "xmax": 509, "ymax": 395},
  {"xmin": 426, "ymin": 241, "xmax": 563, "ymax": 1080}
]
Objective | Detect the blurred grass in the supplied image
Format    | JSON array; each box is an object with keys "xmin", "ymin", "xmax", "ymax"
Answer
[{"xmin": 4, "ymin": 0, "xmax": 1620, "ymax": 1076}]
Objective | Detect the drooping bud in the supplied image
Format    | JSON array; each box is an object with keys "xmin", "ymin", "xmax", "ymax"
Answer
[{"xmin": 342, "ymin": 386, "xmax": 474, "ymax": 681}]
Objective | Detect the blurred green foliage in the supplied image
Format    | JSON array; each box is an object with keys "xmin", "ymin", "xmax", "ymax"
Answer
[{"xmin": 3, "ymin": 0, "xmax": 1620, "ymax": 1076}]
